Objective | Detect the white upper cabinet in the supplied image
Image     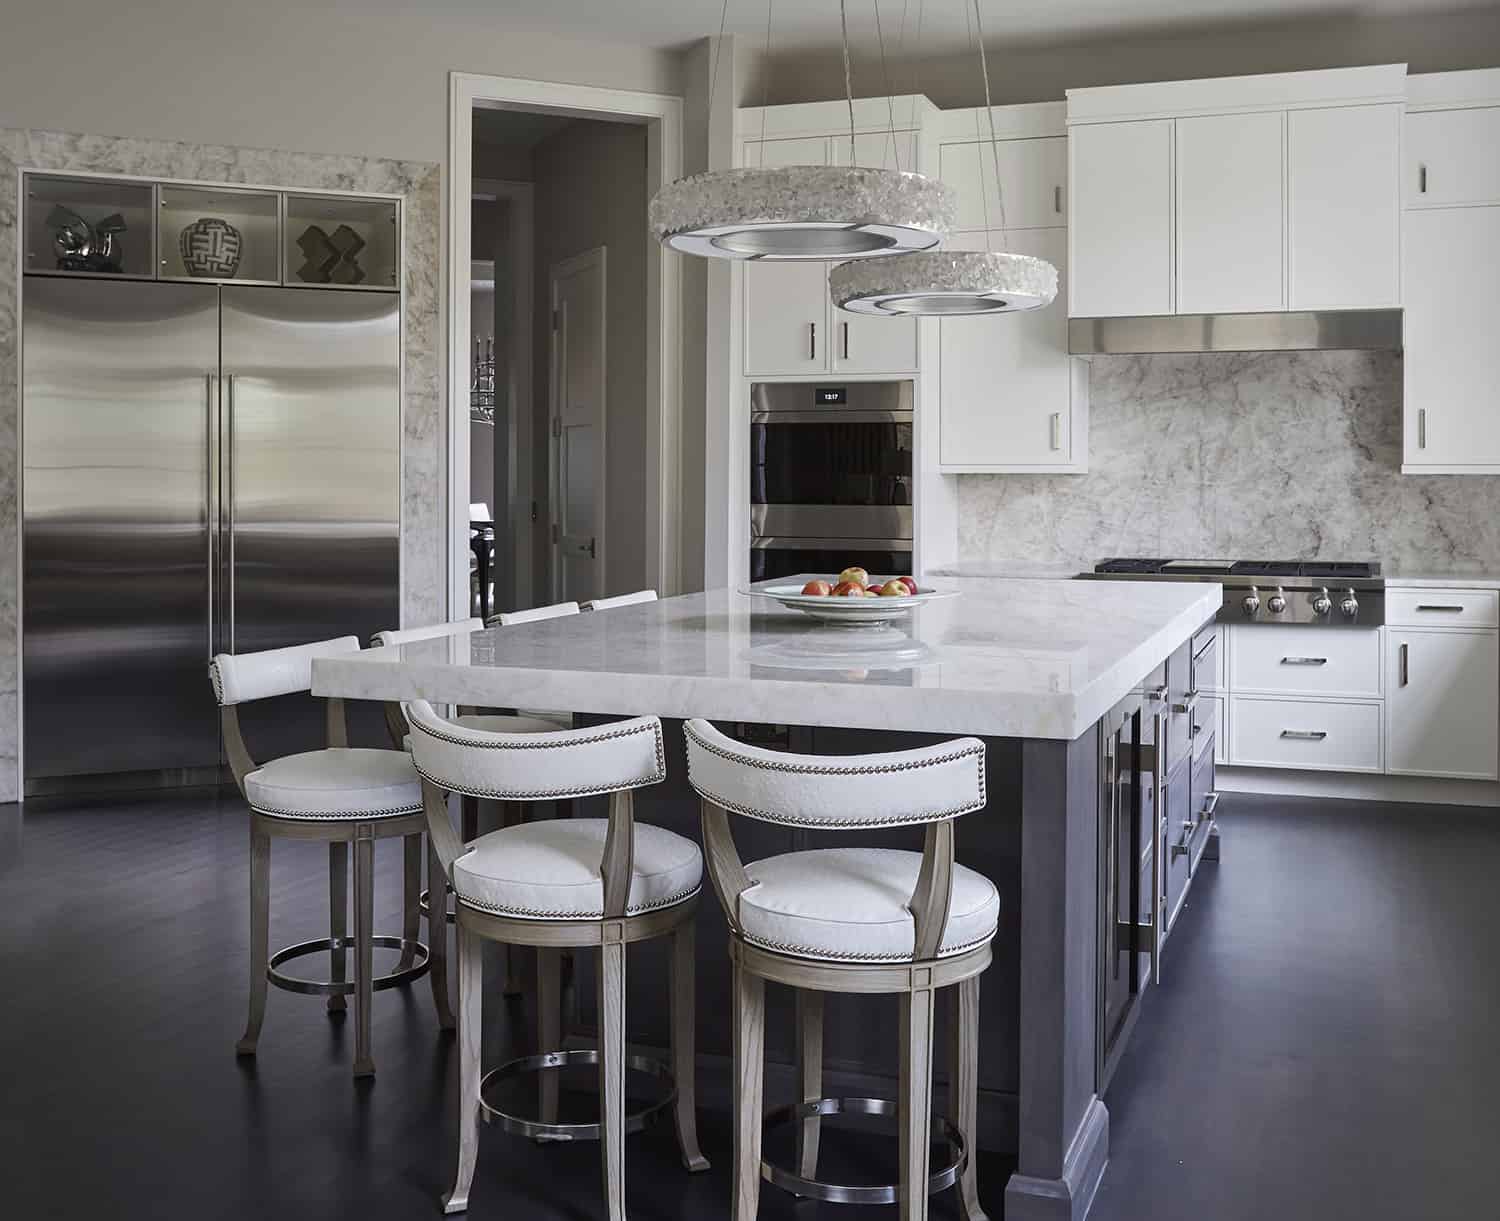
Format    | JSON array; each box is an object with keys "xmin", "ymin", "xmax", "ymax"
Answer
[
  {"xmin": 743, "ymin": 260, "xmax": 833, "ymax": 377},
  {"xmin": 1287, "ymin": 104, "xmax": 1402, "ymax": 309},
  {"xmin": 1406, "ymin": 107, "xmax": 1500, "ymax": 207},
  {"xmin": 741, "ymin": 135, "xmax": 829, "ymax": 168},
  {"xmin": 829, "ymin": 130, "xmax": 919, "ymax": 171},
  {"xmin": 1174, "ymin": 112, "xmax": 1285, "ymax": 314},
  {"xmin": 1068, "ymin": 119, "xmax": 1174, "ymax": 318},
  {"xmin": 1402, "ymin": 207, "xmax": 1500, "ymax": 469},
  {"xmin": 939, "ymin": 137, "xmax": 1067, "ymax": 231},
  {"xmin": 938, "ymin": 228, "xmax": 1085, "ymax": 471},
  {"xmin": 832, "ymin": 306, "xmax": 921, "ymax": 376}
]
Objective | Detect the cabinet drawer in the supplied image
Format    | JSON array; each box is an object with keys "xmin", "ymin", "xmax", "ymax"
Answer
[
  {"xmin": 1230, "ymin": 697, "xmax": 1383, "ymax": 773},
  {"xmin": 1387, "ymin": 588, "xmax": 1499, "ymax": 628},
  {"xmin": 1230, "ymin": 625, "xmax": 1381, "ymax": 697}
]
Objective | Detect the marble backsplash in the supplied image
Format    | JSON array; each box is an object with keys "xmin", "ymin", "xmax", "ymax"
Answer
[
  {"xmin": 0, "ymin": 126, "xmax": 442, "ymax": 802},
  {"xmin": 957, "ymin": 351, "xmax": 1500, "ymax": 575}
]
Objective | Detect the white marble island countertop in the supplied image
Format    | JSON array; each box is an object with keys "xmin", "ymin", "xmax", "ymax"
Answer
[{"xmin": 313, "ymin": 577, "xmax": 1221, "ymax": 740}]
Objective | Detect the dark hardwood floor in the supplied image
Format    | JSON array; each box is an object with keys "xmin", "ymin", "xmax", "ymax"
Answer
[{"xmin": 2, "ymin": 788, "xmax": 1497, "ymax": 1219}]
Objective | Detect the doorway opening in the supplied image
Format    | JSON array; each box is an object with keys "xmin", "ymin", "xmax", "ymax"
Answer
[{"xmin": 451, "ymin": 74, "xmax": 682, "ymax": 621}]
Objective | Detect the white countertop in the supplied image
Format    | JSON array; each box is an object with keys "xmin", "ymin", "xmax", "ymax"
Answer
[{"xmin": 312, "ymin": 577, "xmax": 1221, "ymax": 741}]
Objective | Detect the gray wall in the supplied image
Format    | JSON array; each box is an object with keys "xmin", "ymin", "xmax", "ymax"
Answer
[
  {"xmin": 957, "ymin": 352, "xmax": 1500, "ymax": 575},
  {"xmin": 0, "ymin": 0, "xmax": 681, "ymax": 164},
  {"xmin": 744, "ymin": 8, "xmax": 1500, "ymax": 108},
  {"xmin": 531, "ymin": 119, "xmax": 650, "ymax": 600}
]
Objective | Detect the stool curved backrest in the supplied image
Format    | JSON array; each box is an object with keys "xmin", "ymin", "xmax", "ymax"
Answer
[
  {"xmin": 207, "ymin": 635, "xmax": 363, "ymax": 792},
  {"xmin": 407, "ymin": 700, "xmax": 667, "ymax": 919},
  {"xmin": 682, "ymin": 717, "xmax": 986, "ymax": 961},
  {"xmin": 486, "ymin": 601, "xmax": 580, "ymax": 628},
  {"xmin": 581, "ymin": 590, "xmax": 658, "ymax": 612}
]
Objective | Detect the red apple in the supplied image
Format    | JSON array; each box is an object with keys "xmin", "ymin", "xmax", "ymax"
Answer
[
  {"xmin": 801, "ymin": 579, "xmax": 833, "ymax": 596},
  {"xmin": 838, "ymin": 566, "xmax": 870, "ymax": 588},
  {"xmin": 832, "ymin": 580, "xmax": 867, "ymax": 597},
  {"xmin": 897, "ymin": 576, "xmax": 919, "ymax": 594},
  {"xmin": 878, "ymin": 580, "xmax": 912, "ymax": 597}
]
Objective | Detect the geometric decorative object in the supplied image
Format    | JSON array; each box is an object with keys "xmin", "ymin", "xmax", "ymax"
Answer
[
  {"xmin": 295, "ymin": 224, "xmax": 338, "ymax": 283},
  {"xmin": 48, "ymin": 205, "xmax": 126, "ymax": 273},
  {"xmin": 650, "ymin": 164, "xmax": 954, "ymax": 261},
  {"xmin": 327, "ymin": 224, "xmax": 367, "ymax": 285},
  {"xmin": 179, "ymin": 217, "xmax": 243, "ymax": 278},
  {"xmin": 830, "ymin": 250, "xmax": 1058, "ymax": 316}
]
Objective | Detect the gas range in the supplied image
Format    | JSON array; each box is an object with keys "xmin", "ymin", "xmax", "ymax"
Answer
[{"xmin": 1084, "ymin": 558, "xmax": 1385, "ymax": 627}]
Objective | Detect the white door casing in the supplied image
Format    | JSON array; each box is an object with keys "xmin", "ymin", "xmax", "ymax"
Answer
[{"xmin": 550, "ymin": 248, "xmax": 607, "ymax": 603}]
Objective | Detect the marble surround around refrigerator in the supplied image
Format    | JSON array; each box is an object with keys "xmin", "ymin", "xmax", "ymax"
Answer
[
  {"xmin": 0, "ymin": 126, "xmax": 442, "ymax": 802},
  {"xmin": 957, "ymin": 351, "xmax": 1500, "ymax": 578}
]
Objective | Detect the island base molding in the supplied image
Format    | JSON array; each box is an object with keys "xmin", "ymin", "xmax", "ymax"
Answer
[
  {"xmin": 1218, "ymin": 765, "xmax": 1500, "ymax": 809},
  {"xmin": 1004, "ymin": 1097, "xmax": 1110, "ymax": 1221}
]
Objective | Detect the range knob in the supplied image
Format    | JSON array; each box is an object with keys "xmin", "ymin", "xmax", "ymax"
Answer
[
  {"xmin": 1267, "ymin": 587, "xmax": 1288, "ymax": 615},
  {"xmin": 1241, "ymin": 586, "xmax": 1261, "ymax": 617},
  {"xmin": 1340, "ymin": 589, "xmax": 1360, "ymax": 618},
  {"xmin": 1312, "ymin": 587, "xmax": 1333, "ymax": 616}
]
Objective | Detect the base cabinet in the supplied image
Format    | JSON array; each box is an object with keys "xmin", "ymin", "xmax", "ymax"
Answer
[{"xmin": 1386, "ymin": 629, "xmax": 1500, "ymax": 780}]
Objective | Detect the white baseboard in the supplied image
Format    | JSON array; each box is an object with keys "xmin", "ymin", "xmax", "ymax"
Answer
[{"xmin": 1218, "ymin": 765, "xmax": 1500, "ymax": 808}]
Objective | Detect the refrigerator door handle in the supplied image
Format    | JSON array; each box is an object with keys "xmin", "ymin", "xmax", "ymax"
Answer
[
  {"xmin": 206, "ymin": 373, "xmax": 216, "ymax": 659},
  {"xmin": 226, "ymin": 372, "xmax": 236, "ymax": 655}
]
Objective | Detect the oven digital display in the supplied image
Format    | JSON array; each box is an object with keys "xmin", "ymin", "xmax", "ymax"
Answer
[{"xmin": 814, "ymin": 387, "xmax": 847, "ymax": 404}]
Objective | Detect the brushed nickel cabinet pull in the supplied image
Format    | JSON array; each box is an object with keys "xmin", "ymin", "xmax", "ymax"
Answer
[
  {"xmin": 1419, "ymin": 164, "xmax": 1428, "ymax": 194},
  {"xmin": 1050, "ymin": 412, "xmax": 1062, "ymax": 451},
  {"xmin": 842, "ymin": 321, "xmax": 850, "ymax": 361},
  {"xmin": 1416, "ymin": 604, "xmax": 1464, "ymax": 613},
  {"xmin": 1054, "ymin": 184, "xmax": 1063, "ymax": 214},
  {"xmin": 1281, "ymin": 656, "xmax": 1328, "ymax": 666},
  {"xmin": 1280, "ymin": 730, "xmax": 1328, "ymax": 741},
  {"xmin": 1400, "ymin": 641, "xmax": 1410, "ymax": 687},
  {"xmin": 809, "ymin": 322, "xmax": 817, "ymax": 361},
  {"xmin": 1418, "ymin": 408, "xmax": 1427, "ymax": 450}
]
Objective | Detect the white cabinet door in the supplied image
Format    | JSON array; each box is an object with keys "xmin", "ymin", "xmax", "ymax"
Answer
[
  {"xmin": 741, "ymin": 135, "xmax": 829, "ymax": 168},
  {"xmin": 1287, "ymin": 104, "xmax": 1401, "ymax": 309},
  {"xmin": 1386, "ymin": 629, "xmax": 1500, "ymax": 779},
  {"xmin": 1069, "ymin": 119, "xmax": 1174, "ymax": 318},
  {"xmin": 744, "ymin": 260, "xmax": 831, "ymax": 376},
  {"xmin": 1406, "ymin": 108, "xmax": 1500, "ymax": 208},
  {"xmin": 1175, "ymin": 112, "xmax": 1284, "ymax": 314},
  {"xmin": 938, "ymin": 228, "xmax": 1083, "ymax": 470},
  {"xmin": 940, "ymin": 136, "xmax": 1068, "ymax": 232},
  {"xmin": 831, "ymin": 309, "xmax": 919, "ymax": 375},
  {"xmin": 830, "ymin": 130, "xmax": 919, "ymax": 172},
  {"xmin": 1403, "ymin": 207, "xmax": 1500, "ymax": 467}
]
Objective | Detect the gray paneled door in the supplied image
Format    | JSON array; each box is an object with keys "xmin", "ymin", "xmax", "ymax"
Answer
[{"xmin": 22, "ymin": 278, "xmax": 221, "ymax": 780}]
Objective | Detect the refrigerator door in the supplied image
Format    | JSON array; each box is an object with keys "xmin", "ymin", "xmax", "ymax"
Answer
[
  {"xmin": 220, "ymin": 287, "xmax": 399, "ymax": 755},
  {"xmin": 22, "ymin": 278, "xmax": 222, "ymax": 785}
]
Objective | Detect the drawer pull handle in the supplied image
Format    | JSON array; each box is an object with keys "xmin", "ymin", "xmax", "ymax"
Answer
[
  {"xmin": 1172, "ymin": 689, "xmax": 1200, "ymax": 714},
  {"xmin": 1280, "ymin": 730, "xmax": 1328, "ymax": 741},
  {"xmin": 1400, "ymin": 641, "xmax": 1409, "ymax": 687},
  {"xmin": 1200, "ymin": 791, "xmax": 1219, "ymax": 820},
  {"xmin": 1415, "ymin": 604, "xmax": 1464, "ymax": 613},
  {"xmin": 1281, "ymin": 656, "xmax": 1328, "ymax": 666}
]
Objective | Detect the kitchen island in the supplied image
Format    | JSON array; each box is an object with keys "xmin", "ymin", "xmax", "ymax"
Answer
[{"xmin": 313, "ymin": 576, "xmax": 1220, "ymax": 1221}]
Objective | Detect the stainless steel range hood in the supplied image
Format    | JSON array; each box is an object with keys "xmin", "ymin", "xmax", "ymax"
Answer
[{"xmin": 1068, "ymin": 309, "xmax": 1403, "ymax": 355}]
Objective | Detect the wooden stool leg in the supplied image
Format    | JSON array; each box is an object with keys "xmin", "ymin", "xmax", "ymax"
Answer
[
  {"xmin": 949, "ymin": 976, "xmax": 988, "ymax": 1221},
  {"xmin": 497, "ymin": 801, "xmax": 528, "ymax": 996},
  {"xmin": 899, "ymin": 985, "xmax": 937, "ymax": 1221},
  {"xmin": 236, "ymin": 823, "xmax": 271, "ymax": 1055},
  {"xmin": 352, "ymin": 828, "xmax": 375, "ymax": 1077},
  {"xmin": 671, "ymin": 920, "xmax": 710, "ymax": 1172},
  {"xmin": 732, "ymin": 961, "xmax": 766, "ymax": 1221},
  {"xmin": 598, "ymin": 936, "xmax": 628, "ymax": 1221},
  {"xmin": 327, "ymin": 842, "xmax": 348, "ymax": 1013},
  {"xmin": 795, "ymin": 989, "xmax": 824, "ymax": 1181},
  {"xmin": 427, "ymin": 837, "xmax": 456, "ymax": 1031},
  {"xmin": 443, "ymin": 923, "xmax": 482, "ymax": 1214},
  {"xmin": 538, "ymin": 947, "xmax": 562, "ymax": 1128},
  {"xmin": 398, "ymin": 833, "xmax": 422, "ymax": 970}
]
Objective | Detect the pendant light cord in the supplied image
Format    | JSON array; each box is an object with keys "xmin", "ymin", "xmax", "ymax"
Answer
[
  {"xmin": 840, "ymin": 0, "xmax": 857, "ymax": 165},
  {"xmin": 874, "ymin": 0, "xmax": 901, "ymax": 170},
  {"xmin": 972, "ymin": 0, "xmax": 1008, "ymax": 241},
  {"xmin": 758, "ymin": 0, "xmax": 776, "ymax": 151},
  {"xmin": 706, "ymin": 0, "xmax": 732, "ymax": 153}
]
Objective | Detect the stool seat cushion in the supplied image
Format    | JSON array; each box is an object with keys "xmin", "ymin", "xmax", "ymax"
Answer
[
  {"xmin": 738, "ymin": 848, "xmax": 999, "ymax": 964},
  {"xmin": 244, "ymin": 748, "xmax": 422, "ymax": 820},
  {"xmin": 453, "ymin": 819, "xmax": 702, "ymax": 920},
  {"xmin": 402, "ymin": 713, "xmax": 566, "ymax": 752}
]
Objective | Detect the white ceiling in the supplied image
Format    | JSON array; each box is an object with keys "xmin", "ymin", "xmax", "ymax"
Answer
[{"xmin": 431, "ymin": 0, "xmax": 1491, "ymax": 54}]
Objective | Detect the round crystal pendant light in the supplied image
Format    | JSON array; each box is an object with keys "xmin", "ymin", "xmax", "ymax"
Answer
[
  {"xmin": 650, "ymin": 165, "xmax": 954, "ymax": 261},
  {"xmin": 830, "ymin": 250, "xmax": 1058, "ymax": 315}
]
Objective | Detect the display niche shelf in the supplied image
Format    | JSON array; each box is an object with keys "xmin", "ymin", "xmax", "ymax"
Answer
[{"xmin": 22, "ymin": 174, "xmax": 401, "ymax": 292}]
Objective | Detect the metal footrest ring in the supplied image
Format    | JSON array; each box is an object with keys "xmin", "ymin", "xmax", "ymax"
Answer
[
  {"xmin": 266, "ymin": 935, "xmax": 430, "ymax": 996},
  {"xmin": 418, "ymin": 884, "xmax": 457, "ymax": 925},
  {"xmin": 760, "ymin": 1096, "xmax": 965, "ymax": 1205},
  {"xmin": 478, "ymin": 1049, "xmax": 677, "ymax": 1141}
]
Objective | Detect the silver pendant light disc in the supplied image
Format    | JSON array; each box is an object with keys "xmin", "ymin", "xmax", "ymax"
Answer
[{"xmin": 830, "ymin": 250, "xmax": 1059, "ymax": 316}]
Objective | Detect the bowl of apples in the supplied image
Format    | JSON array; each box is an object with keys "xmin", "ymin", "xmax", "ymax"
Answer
[{"xmin": 744, "ymin": 568, "xmax": 958, "ymax": 627}]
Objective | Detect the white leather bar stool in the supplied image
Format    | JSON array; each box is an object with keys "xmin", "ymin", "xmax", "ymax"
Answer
[
  {"xmin": 407, "ymin": 701, "xmax": 710, "ymax": 1217},
  {"xmin": 209, "ymin": 637, "xmax": 445, "ymax": 1078},
  {"xmin": 683, "ymin": 719, "xmax": 998, "ymax": 1221},
  {"xmin": 581, "ymin": 590, "xmax": 658, "ymax": 611},
  {"xmin": 486, "ymin": 599, "xmax": 582, "ymax": 628}
]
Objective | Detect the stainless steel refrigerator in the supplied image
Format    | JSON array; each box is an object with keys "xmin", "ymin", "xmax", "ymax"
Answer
[{"xmin": 22, "ymin": 278, "xmax": 400, "ymax": 794}]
